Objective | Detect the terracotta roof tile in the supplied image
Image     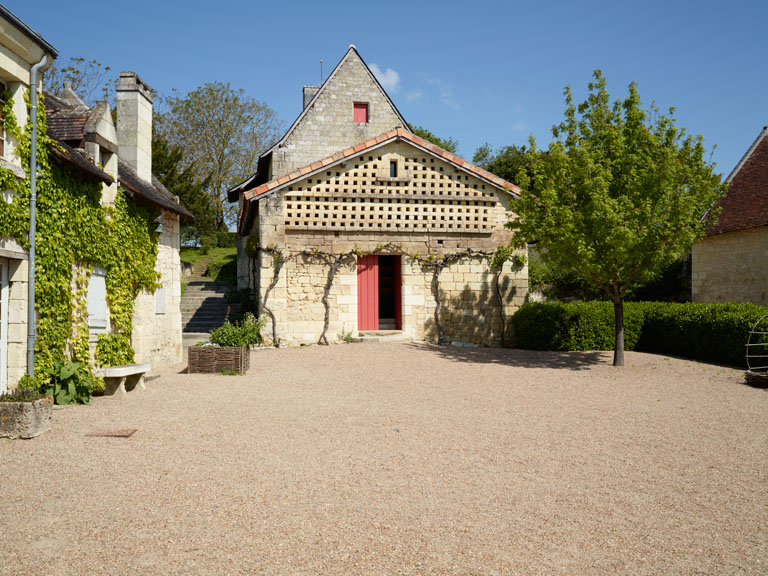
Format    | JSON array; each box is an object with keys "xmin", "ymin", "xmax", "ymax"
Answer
[{"xmin": 243, "ymin": 129, "xmax": 521, "ymax": 201}]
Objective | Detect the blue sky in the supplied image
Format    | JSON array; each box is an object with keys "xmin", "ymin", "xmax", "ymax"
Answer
[{"xmin": 8, "ymin": 0, "xmax": 767, "ymax": 177}]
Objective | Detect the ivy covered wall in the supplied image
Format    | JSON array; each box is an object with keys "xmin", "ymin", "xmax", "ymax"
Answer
[{"xmin": 0, "ymin": 90, "xmax": 161, "ymax": 384}]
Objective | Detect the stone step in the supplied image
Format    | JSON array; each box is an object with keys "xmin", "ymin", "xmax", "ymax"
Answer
[{"xmin": 351, "ymin": 330, "xmax": 411, "ymax": 344}]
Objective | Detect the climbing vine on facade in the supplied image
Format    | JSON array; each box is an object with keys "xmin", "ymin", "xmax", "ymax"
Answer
[
  {"xmin": 0, "ymin": 90, "xmax": 160, "ymax": 382},
  {"xmin": 247, "ymin": 240, "xmax": 524, "ymax": 347}
]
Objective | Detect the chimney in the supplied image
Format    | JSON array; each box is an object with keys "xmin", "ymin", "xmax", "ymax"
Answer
[
  {"xmin": 116, "ymin": 71, "xmax": 154, "ymax": 182},
  {"xmin": 303, "ymin": 86, "xmax": 320, "ymax": 109}
]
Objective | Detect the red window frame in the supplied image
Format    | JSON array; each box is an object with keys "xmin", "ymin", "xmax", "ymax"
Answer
[{"xmin": 353, "ymin": 102, "xmax": 368, "ymax": 124}]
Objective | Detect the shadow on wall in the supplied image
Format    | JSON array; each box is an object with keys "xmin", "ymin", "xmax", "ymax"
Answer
[
  {"xmin": 424, "ymin": 276, "xmax": 516, "ymax": 346},
  {"xmin": 404, "ymin": 342, "xmax": 607, "ymax": 370}
]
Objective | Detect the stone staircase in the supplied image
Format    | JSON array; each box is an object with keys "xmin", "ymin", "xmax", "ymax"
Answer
[{"xmin": 181, "ymin": 277, "xmax": 241, "ymax": 346}]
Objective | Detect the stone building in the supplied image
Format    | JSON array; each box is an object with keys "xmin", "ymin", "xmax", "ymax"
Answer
[
  {"xmin": 44, "ymin": 72, "xmax": 192, "ymax": 372},
  {"xmin": 0, "ymin": 5, "xmax": 57, "ymax": 392},
  {"xmin": 0, "ymin": 5, "xmax": 190, "ymax": 391},
  {"xmin": 229, "ymin": 46, "xmax": 527, "ymax": 346},
  {"xmin": 692, "ymin": 126, "xmax": 768, "ymax": 305}
]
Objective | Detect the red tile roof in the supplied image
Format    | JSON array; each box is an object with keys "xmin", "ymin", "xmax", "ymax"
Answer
[
  {"xmin": 242, "ymin": 127, "xmax": 521, "ymax": 202},
  {"xmin": 708, "ymin": 127, "xmax": 768, "ymax": 236},
  {"xmin": 46, "ymin": 111, "xmax": 87, "ymax": 143}
]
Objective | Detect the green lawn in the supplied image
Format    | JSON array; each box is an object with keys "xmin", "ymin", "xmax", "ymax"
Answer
[{"xmin": 180, "ymin": 246, "xmax": 238, "ymax": 283}]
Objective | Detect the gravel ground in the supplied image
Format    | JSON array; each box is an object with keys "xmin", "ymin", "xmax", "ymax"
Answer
[{"xmin": 1, "ymin": 344, "xmax": 766, "ymax": 575}]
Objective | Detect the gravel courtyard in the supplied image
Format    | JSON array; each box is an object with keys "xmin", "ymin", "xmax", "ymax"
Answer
[{"xmin": 1, "ymin": 343, "xmax": 766, "ymax": 575}]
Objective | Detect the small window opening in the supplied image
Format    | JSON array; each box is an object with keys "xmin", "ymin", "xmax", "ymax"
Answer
[
  {"xmin": 390, "ymin": 161, "xmax": 397, "ymax": 178},
  {"xmin": 353, "ymin": 102, "xmax": 368, "ymax": 123}
]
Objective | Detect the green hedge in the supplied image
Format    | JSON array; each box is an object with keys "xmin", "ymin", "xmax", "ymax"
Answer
[{"xmin": 512, "ymin": 301, "xmax": 768, "ymax": 368}]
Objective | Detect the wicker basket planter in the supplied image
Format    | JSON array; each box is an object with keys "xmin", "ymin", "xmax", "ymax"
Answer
[{"xmin": 188, "ymin": 345, "xmax": 250, "ymax": 373}]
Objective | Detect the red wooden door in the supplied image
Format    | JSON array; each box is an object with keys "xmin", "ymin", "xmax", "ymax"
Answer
[{"xmin": 357, "ymin": 255, "xmax": 378, "ymax": 330}]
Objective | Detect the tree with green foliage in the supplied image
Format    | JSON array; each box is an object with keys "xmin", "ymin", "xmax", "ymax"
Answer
[
  {"xmin": 511, "ymin": 71, "xmax": 725, "ymax": 366},
  {"xmin": 151, "ymin": 131, "xmax": 214, "ymax": 245},
  {"xmin": 411, "ymin": 125, "xmax": 459, "ymax": 155},
  {"xmin": 155, "ymin": 83, "xmax": 283, "ymax": 230},
  {"xmin": 46, "ymin": 57, "xmax": 116, "ymax": 107},
  {"xmin": 473, "ymin": 143, "xmax": 540, "ymax": 184}
]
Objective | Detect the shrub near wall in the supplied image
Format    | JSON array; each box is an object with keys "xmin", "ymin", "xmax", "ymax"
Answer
[{"xmin": 512, "ymin": 301, "xmax": 768, "ymax": 368}]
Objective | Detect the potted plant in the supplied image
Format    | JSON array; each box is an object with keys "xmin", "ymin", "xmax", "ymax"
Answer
[
  {"xmin": 188, "ymin": 312, "xmax": 265, "ymax": 374},
  {"xmin": 0, "ymin": 376, "xmax": 53, "ymax": 439}
]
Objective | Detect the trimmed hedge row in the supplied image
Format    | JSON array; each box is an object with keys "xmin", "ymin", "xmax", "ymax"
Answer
[{"xmin": 512, "ymin": 301, "xmax": 768, "ymax": 368}]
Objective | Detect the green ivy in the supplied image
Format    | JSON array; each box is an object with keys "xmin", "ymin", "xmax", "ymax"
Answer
[
  {"xmin": 95, "ymin": 332, "xmax": 134, "ymax": 367},
  {"xmin": 0, "ymin": 90, "xmax": 160, "ymax": 383}
]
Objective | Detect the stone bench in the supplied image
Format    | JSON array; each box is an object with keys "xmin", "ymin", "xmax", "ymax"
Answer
[{"xmin": 95, "ymin": 364, "xmax": 151, "ymax": 396}]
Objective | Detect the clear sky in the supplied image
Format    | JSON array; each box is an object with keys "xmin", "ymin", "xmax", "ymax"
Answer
[{"xmin": 7, "ymin": 0, "xmax": 767, "ymax": 178}]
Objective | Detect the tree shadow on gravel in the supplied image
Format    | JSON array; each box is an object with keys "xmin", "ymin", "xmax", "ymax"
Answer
[{"xmin": 405, "ymin": 342, "xmax": 607, "ymax": 370}]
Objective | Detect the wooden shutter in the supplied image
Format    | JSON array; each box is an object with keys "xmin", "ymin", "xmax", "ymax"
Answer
[{"xmin": 353, "ymin": 102, "xmax": 368, "ymax": 124}]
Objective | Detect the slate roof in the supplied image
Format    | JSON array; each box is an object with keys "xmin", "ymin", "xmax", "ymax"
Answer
[
  {"xmin": 241, "ymin": 127, "xmax": 521, "ymax": 203},
  {"xmin": 707, "ymin": 127, "xmax": 768, "ymax": 236},
  {"xmin": 118, "ymin": 160, "xmax": 194, "ymax": 219},
  {"xmin": 49, "ymin": 140, "xmax": 113, "ymax": 184},
  {"xmin": 43, "ymin": 90, "xmax": 192, "ymax": 219}
]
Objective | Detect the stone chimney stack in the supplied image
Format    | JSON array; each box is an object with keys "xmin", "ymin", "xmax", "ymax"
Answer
[
  {"xmin": 303, "ymin": 86, "xmax": 320, "ymax": 109},
  {"xmin": 116, "ymin": 71, "xmax": 154, "ymax": 182}
]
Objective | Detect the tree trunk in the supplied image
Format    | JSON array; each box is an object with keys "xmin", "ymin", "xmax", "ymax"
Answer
[{"xmin": 612, "ymin": 294, "xmax": 625, "ymax": 367}]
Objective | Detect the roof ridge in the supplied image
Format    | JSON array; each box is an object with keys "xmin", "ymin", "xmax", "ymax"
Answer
[{"xmin": 258, "ymin": 46, "xmax": 410, "ymax": 165}]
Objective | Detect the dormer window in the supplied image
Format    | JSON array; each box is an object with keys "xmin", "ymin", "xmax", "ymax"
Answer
[{"xmin": 353, "ymin": 102, "xmax": 368, "ymax": 124}]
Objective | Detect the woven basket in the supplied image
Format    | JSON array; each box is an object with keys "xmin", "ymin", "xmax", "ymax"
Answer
[{"xmin": 188, "ymin": 346, "xmax": 250, "ymax": 373}]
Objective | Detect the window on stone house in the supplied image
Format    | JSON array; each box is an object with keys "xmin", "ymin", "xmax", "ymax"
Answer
[
  {"xmin": 155, "ymin": 285, "xmax": 166, "ymax": 315},
  {"xmin": 87, "ymin": 266, "xmax": 108, "ymax": 332},
  {"xmin": 390, "ymin": 160, "xmax": 397, "ymax": 178},
  {"xmin": 353, "ymin": 102, "xmax": 368, "ymax": 124}
]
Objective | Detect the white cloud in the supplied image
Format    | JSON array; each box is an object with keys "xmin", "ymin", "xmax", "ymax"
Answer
[
  {"xmin": 370, "ymin": 63, "xmax": 400, "ymax": 94},
  {"xmin": 406, "ymin": 90, "xmax": 424, "ymax": 102}
]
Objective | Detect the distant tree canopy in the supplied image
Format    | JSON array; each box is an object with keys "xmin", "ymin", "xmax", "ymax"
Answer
[
  {"xmin": 155, "ymin": 82, "xmax": 284, "ymax": 230},
  {"xmin": 473, "ymin": 143, "xmax": 542, "ymax": 186},
  {"xmin": 151, "ymin": 131, "xmax": 214, "ymax": 245},
  {"xmin": 510, "ymin": 70, "xmax": 725, "ymax": 366},
  {"xmin": 410, "ymin": 125, "xmax": 459, "ymax": 155},
  {"xmin": 46, "ymin": 57, "xmax": 116, "ymax": 107}
]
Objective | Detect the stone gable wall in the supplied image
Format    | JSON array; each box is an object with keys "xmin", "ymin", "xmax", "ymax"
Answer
[
  {"xmin": 692, "ymin": 226, "xmax": 768, "ymax": 305},
  {"xmin": 271, "ymin": 52, "xmax": 405, "ymax": 178}
]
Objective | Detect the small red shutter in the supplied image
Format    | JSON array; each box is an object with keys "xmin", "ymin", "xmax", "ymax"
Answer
[
  {"xmin": 357, "ymin": 255, "xmax": 378, "ymax": 330},
  {"xmin": 353, "ymin": 102, "xmax": 368, "ymax": 124}
]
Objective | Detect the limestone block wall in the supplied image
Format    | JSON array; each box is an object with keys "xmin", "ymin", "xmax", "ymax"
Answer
[
  {"xmin": 131, "ymin": 210, "xmax": 183, "ymax": 369},
  {"xmin": 242, "ymin": 142, "xmax": 528, "ymax": 347},
  {"xmin": 272, "ymin": 53, "xmax": 405, "ymax": 177},
  {"xmin": 3, "ymin": 257, "xmax": 28, "ymax": 389},
  {"xmin": 692, "ymin": 226, "xmax": 768, "ymax": 305}
]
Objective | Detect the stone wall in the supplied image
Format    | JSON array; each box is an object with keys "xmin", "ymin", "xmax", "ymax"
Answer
[
  {"xmin": 272, "ymin": 50, "xmax": 405, "ymax": 178},
  {"xmin": 131, "ymin": 210, "xmax": 183, "ymax": 369},
  {"xmin": 692, "ymin": 226, "xmax": 768, "ymax": 305},
  {"xmin": 3, "ymin": 257, "xmax": 28, "ymax": 390}
]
